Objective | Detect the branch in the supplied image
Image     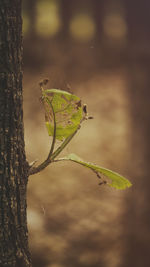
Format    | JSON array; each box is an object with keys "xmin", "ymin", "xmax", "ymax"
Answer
[
  {"xmin": 46, "ymin": 97, "xmax": 56, "ymax": 157},
  {"xmin": 28, "ymin": 158, "xmax": 51, "ymax": 175},
  {"xmin": 51, "ymin": 127, "xmax": 80, "ymax": 160},
  {"xmin": 28, "ymin": 125, "xmax": 80, "ymax": 176}
]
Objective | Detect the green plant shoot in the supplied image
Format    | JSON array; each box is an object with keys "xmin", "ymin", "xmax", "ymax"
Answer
[{"xmin": 40, "ymin": 84, "xmax": 132, "ymax": 190}]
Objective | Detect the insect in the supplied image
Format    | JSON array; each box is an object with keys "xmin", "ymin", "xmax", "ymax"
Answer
[
  {"xmin": 83, "ymin": 104, "xmax": 94, "ymax": 120},
  {"xmin": 83, "ymin": 104, "xmax": 87, "ymax": 114},
  {"xmin": 99, "ymin": 181, "xmax": 107, "ymax": 186}
]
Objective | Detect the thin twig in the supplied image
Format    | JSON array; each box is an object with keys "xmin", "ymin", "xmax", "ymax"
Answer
[
  {"xmin": 29, "ymin": 125, "xmax": 81, "ymax": 175},
  {"xmin": 28, "ymin": 158, "xmax": 51, "ymax": 175},
  {"xmin": 51, "ymin": 127, "xmax": 80, "ymax": 160},
  {"xmin": 29, "ymin": 159, "xmax": 38, "ymax": 167},
  {"xmin": 46, "ymin": 97, "xmax": 56, "ymax": 158}
]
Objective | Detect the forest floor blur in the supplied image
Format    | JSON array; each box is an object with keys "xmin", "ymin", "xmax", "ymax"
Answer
[{"xmin": 23, "ymin": 40, "xmax": 132, "ymax": 267}]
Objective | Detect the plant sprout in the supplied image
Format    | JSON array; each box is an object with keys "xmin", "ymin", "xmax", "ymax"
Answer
[{"xmin": 29, "ymin": 79, "xmax": 132, "ymax": 190}]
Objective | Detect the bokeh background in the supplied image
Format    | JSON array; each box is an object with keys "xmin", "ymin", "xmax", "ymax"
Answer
[{"xmin": 22, "ymin": 1, "xmax": 150, "ymax": 266}]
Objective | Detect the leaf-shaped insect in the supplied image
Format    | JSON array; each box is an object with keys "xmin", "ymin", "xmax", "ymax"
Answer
[
  {"xmin": 42, "ymin": 89, "xmax": 83, "ymax": 141},
  {"xmin": 56, "ymin": 153, "xmax": 132, "ymax": 190}
]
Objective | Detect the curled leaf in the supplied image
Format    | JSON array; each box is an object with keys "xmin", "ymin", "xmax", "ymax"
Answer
[
  {"xmin": 42, "ymin": 89, "xmax": 83, "ymax": 141},
  {"xmin": 57, "ymin": 153, "xmax": 132, "ymax": 190}
]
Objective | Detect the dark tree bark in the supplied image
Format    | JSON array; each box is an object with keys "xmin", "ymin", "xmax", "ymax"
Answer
[{"xmin": 0, "ymin": 1, "xmax": 31, "ymax": 266}]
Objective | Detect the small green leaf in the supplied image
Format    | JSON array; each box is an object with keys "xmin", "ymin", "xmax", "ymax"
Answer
[
  {"xmin": 42, "ymin": 89, "xmax": 82, "ymax": 140},
  {"xmin": 58, "ymin": 153, "xmax": 132, "ymax": 190}
]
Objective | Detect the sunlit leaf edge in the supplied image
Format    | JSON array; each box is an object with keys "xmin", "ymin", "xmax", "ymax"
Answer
[
  {"xmin": 57, "ymin": 153, "xmax": 132, "ymax": 190},
  {"xmin": 44, "ymin": 89, "xmax": 75, "ymax": 97}
]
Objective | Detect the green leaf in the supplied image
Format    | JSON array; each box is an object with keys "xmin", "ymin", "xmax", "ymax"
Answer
[
  {"xmin": 42, "ymin": 89, "xmax": 82, "ymax": 140},
  {"xmin": 58, "ymin": 153, "xmax": 132, "ymax": 190}
]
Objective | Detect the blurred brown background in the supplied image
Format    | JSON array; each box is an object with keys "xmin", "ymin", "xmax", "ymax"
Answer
[{"xmin": 22, "ymin": 0, "xmax": 150, "ymax": 266}]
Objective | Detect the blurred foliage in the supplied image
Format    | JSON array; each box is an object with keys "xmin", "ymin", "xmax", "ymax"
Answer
[
  {"xmin": 103, "ymin": 13, "xmax": 127, "ymax": 41},
  {"xmin": 36, "ymin": 1, "xmax": 60, "ymax": 37},
  {"xmin": 70, "ymin": 13, "xmax": 95, "ymax": 42},
  {"xmin": 23, "ymin": 0, "xmax": 127, "ymax": 43},
  {"xmin": 23, "ymin": 0, "xmax": 150, "ymax": 266}
]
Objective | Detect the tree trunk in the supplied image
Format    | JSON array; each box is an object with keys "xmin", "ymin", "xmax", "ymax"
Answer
[
  {"xmin": 121, "ymin": 2, "xmax": 150, "ymax": 266},
  {"xmin": 121, "ymin": 59, "xmax": 150, "ymax": 267},
  {"xmin": 24, "ymin": 0, "xmax": 37, "ymax": 38},
  {"xmin": 94, "ymin": 0, "xmax": 104, "ymax": 42},
  {"xmin": 125, "ymin": 0, "xmax": 150, "ymax": 45},
  {"xmin": 59, "ymin": 0, "xmax": 72, "ymax": 40},
  {"xmin": 0, "ymin": 1, "xmax": 31, "ymax": 266}
]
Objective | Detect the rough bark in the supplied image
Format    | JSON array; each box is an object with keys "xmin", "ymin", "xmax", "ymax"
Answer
[{"xmin": 0, "ymin": 1, "xmax": 31, "ymax": 266}]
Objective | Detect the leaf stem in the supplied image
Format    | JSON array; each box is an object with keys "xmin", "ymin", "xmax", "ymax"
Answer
[
  {"xmin": 46, "ymin": 97, "xmax": 56, "ymax": 158},
  {"xmin": 51, "ymin": 127, "xmax": 80, "ymax": 160},
  {"xmin": 28, "ymin": 125, "xmax": 80, "ymax": 175}
]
